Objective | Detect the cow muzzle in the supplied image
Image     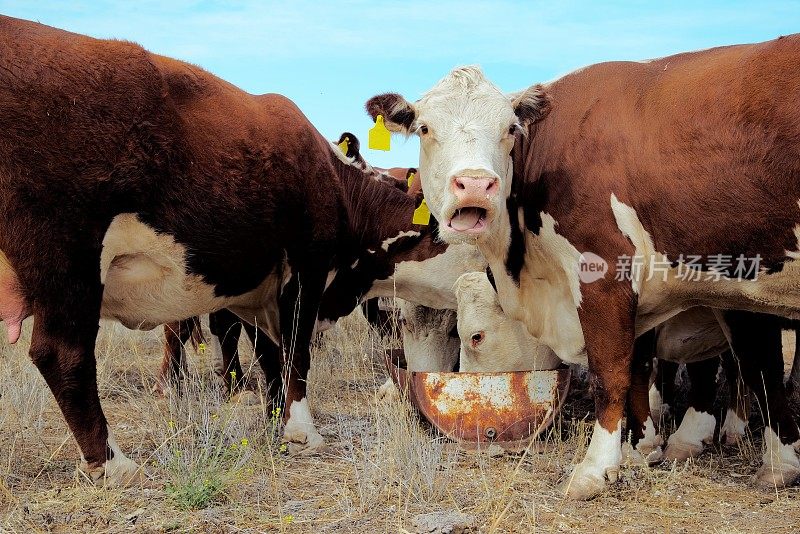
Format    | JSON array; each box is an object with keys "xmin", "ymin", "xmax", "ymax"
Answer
[{"xmin": 445, "ymin": 175, "xmax": 499, "ymax": 235}]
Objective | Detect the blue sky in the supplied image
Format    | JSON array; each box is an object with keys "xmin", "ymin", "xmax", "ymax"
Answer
[{"xmin": 2, "ymin": 1, "xmax": 798, "ymax": 167}]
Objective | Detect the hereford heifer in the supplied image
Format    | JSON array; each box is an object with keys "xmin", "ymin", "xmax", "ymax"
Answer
[
  {"xmin": 0, "ymin": 16, "xmax": 485, "ymax": 487},
  {"xmin": 157, "ymin": 141, "xmax": 420, "ymax": 391},
  {"xmin": 367, "ymin": 36, "xmax": 800, "ymax": 498}
]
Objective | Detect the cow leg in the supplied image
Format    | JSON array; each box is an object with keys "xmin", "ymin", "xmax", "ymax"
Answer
[
  {"xmin": 650, "ymin": 359, "xmax": 679, "ymax": 422},
  {"xmin": 562, "ymin": 282, "xmax": 635, "ymax": 500},
  {"xmin": 241, "ymin": 321, "xmax": 284, "ymax": 406},
  {"xmin": 361, "ymin": 298, "xmax": 381, "ymax": 330},
  {"xmin": 719, "ymin": 349, "xmax": 750, "ymax": 445},
  {"xmin": 279, "ymin": 267, "xmax": 328, "ymax": 455},
  {"xmin": 787, "ymin": 326, "xmax": 800, "ymax": 405},
  {"xmin": 721, "ymin": 311, "xmax": 800, "ymax": 488},
  {"xmin": 154, "ymin": 319, "xmax": 194, "ymax": 396},
  {"xmin": 208, "ymin": 310, "xmax": 244, "ymax": 393},
  {"xmin": 625, "ymin": 329, "xmax": 663, "ymax": 464},
  {"xmin": 664, "ymin": 356, "xmax": 719, "ymax": 462},
  {"xmin": 27, "ymin": 254, "xmax": 143, "ymax": 487}
]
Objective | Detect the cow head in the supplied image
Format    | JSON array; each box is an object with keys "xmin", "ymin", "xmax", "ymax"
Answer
[
  {"xmin": 454, "ymin": 272, "xmax": 561, "ymax": 372},
  {"xmin": 366, "ymin": 66, "xmax": 549, "ymax": 244},
  {"xmin": 398, "ymin": 299, "xmax": 459, "ymax": 372}
]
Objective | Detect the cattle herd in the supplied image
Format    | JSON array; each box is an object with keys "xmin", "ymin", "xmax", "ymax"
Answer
[{"xmin": 1, "ymin": 15, "xmax": 799, "ymax": 501}]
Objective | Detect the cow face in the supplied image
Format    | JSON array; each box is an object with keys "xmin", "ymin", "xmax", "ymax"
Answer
[
  {"xmin": 366, "ymin": 66, "xmax": 549, "ymax": 244},
  {"xmin": 398, "ymin": 300, "xmax": 459, "ymax": 372},
  {"xmin": 454, "ymin": 272, "xmax": 560, "ymax": 372}
]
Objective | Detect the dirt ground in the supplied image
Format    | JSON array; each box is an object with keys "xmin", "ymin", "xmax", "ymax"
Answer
[{"xmin": 0, "ymin": 311, "xmax": 798, "ymax": 533}]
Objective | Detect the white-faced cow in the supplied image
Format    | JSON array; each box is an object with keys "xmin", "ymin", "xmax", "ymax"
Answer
[
  {"xmin": 0, "ymin": 16, "xmax": 492, "ymax": 487},
  {"xmin": 367, "ymin": 35, "xmax": 800, "ymax": 498},
  {"xmin": 378, "ymin": 275, "xmax": 565, "ymax": 401}
]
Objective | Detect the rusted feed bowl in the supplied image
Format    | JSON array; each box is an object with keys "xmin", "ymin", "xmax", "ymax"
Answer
[{"xmin": 385, "ymin": 348, "xmax": 571, "ymax": 451}]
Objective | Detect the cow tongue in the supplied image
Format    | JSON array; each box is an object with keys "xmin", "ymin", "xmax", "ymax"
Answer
[{"xmin": 450, "ymin": 207, "xmax": 483, "ymax": 231}]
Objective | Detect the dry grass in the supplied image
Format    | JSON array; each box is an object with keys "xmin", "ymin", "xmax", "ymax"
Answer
[{"xmin": 1, "ymin": 311, "xmax": 799, "ymax": 533}]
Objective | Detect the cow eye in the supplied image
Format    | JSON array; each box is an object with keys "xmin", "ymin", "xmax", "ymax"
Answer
[
  {"xmin": 419, "ymin": 125, "xmax": 429, "ymax": 135},
  {"xmin": 470, "ymin": 331, "xmax": 485, "ymax": 347},
  {"xmin": 507, "ymin": 124, "xmax": 519, "ymax": 136}
]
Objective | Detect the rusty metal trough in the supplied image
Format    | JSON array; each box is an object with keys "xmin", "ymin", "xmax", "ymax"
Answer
[{"xmin": 385, "ymin": 348, "xmax": 571, "ymax": 451}]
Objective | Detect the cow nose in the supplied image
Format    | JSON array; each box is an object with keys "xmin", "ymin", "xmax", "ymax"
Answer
[{"xmin": 451, "ymin": 176, "xmax": 498, "ymax": 199}]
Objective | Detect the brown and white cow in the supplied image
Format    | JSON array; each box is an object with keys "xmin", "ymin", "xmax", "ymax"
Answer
[
  {"xmin": 156, "ymin": 140, "xmax": 423, "ymax": 395},
  {"xmin": 367, "ymin": 36, "xmax": 800, "ymax": 498},
  {"xmin": 0, "ymin": 16, "xmax": 489, "ymax": 486},
  {"xmin": 453, "ymin": 274, "xmax": 749, "ymax": 463}
]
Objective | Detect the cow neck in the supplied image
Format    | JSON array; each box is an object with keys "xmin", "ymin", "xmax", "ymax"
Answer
[
  {"xmin": 511, "ymin": 120, "xmax": 551, "ymax": 230},
  {"xmin": 314, "ymin": 158, "xmax": 448, "ymax": 325},
  {"xmin": 333, "ymin": 155, "xmax": 436, "ymax": 259},
  {"xmin": 485, "ymin": 124, "xmax": 553, "ymax": 284}
]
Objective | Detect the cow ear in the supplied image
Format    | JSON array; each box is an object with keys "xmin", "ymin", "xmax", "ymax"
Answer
[
  {"xmin": 365, "ymin": 93, "xmax": 416, "ymax": 133},
  {"xmin": 336, "ymin": 131, "xmax": 362, "ymax": 160},
  {"xmin": 511, "ymin": 84, "xmax": 550, "ymax": 126}
]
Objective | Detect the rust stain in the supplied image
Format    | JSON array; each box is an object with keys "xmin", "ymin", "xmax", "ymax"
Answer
[{"xmin": 385, "ymin": 350, "xmax": 571, "ymax": 451}]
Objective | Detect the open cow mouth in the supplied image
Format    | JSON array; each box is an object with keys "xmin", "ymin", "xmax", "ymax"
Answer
[{"xmin": 447, "ymin": 207, "xmax": 488, "ymax": 232}]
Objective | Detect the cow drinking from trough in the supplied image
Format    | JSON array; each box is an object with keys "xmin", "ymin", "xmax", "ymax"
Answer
[
  {"xmin": 367, "ymin": 36, "xmax": 800, "ymax": 498},
  {"xmin": 0, "ymin": 16, "xmax": 485, "ymax": 487}
]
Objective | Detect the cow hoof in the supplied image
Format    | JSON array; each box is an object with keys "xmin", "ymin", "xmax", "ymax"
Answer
[
  {"xmin": 634, "ymin": 444, "xmax": 664, "ymax": 465},
  {"xmin": 376, "ymin": 379, "xmax": 400, "ymax": 402},
  {"xmin": 561, "ymin": 472, "xmax": 607, "ymax": 501},
  {"xmin": 622, "ymin": 441, "xmax": 663, "ymax": 466},
  {"xmin": 663, "ymin": 440, "xmax": 704, "ymax": 463},
  {"xmin": 80, "ymin": 457, "xmax": 149, "ymax": 488},
  {"xmin": 561, "ymin": 464, "xmax": 616, "ymax": 500},
  {"xmin": 756, "ymin": 428, "xmax": 800, "ymax": 488},
  {"xmin": 754, "ymin": 463, "xmax": 800, "ymax": 489},
  {"xmin": 635, "ymin": 431, "xmax": 664, "ymax": 465},
  {"xmin": 283, "ymin": 430, "xmax": 327, "ymax": 456},
  {"xmin": 719, "ymin": 409, "xmax": 747, "ymax": 445}
]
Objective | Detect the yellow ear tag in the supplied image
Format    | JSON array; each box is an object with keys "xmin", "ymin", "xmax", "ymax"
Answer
[
  {"xmin": 407, "ymin": 172, "xmax": 416, "ymax": 188},
  {"xmin": 198, "ymin": 342, "xmax": 206, "ymax": 354},
  {"xmin": 368, "ymin": 115, "xmax": 391, "ymax": 151},
  {"xmin": 412, "ymin": 198, "xmax": 431, "ymax": 225},
  {"xmin": 338, "ymin": 136, "xmax": 349, "ymax": 155}
]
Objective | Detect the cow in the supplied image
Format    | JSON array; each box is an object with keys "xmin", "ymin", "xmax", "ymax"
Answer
[
  {"xmin": 0, "ymin": 16, "xmax": 490, "ymax": 487},
  {"xmin": 378, "ymin": 275, "xmax": 565, "ymax": 401},
  {"xmin": 156, "ymin": 141, "xmax": 421, "ymax": 393},
  {"xmin": 366, "ymin": 35, "xmax": 800, "ymax": 498},
  {"xmin": 649, "ymin": 308, "xmax": 753, "ymax": 455},
  {"xmin": 334, "ymin": 131, "xmax": 417, "ymax": 193},
  {"xmin": 453, "ymin": 274, "xmax": 748, "ymax": 461}
]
